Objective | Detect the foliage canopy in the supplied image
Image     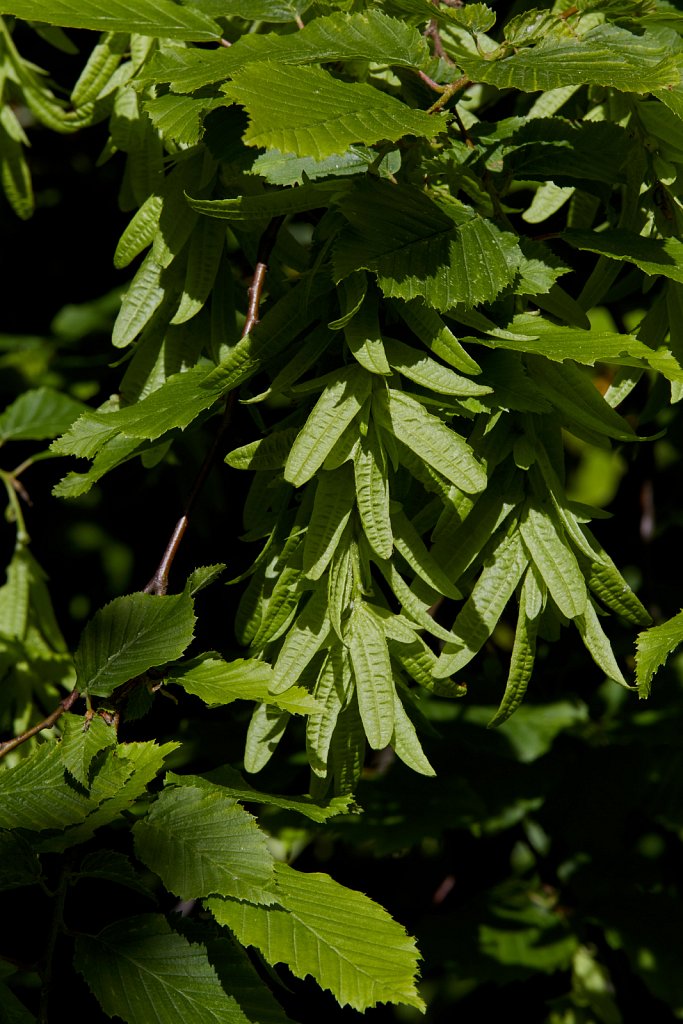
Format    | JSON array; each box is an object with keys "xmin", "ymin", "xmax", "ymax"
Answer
[{"xmin": 2, "ymin": 0, "xmax": 683, "ymax": 1021}]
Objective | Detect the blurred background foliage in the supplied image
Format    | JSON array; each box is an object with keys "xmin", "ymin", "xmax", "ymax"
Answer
[{"xmin": 2, "ymin": 11, "xmax": 683, "ymax": 1024}]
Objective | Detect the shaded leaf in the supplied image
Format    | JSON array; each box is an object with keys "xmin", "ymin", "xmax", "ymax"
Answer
[
  {"xmin": 75, "ymin": 915, "xmax": 250, "ymax": 1024},
  {"xmin": 74, "ymin": 591, "xmax": 196, "ymax": 697}
]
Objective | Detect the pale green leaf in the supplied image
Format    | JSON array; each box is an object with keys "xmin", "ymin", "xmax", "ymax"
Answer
[
  {"xmin": 74, "ymin": 591, "xmax": 196, "ymax": 697},
  {"xmin": 114, "ymin": 192, "xmax": 164, "ymax": 270},
  {"xmin": 270, "ymin": 587, "xmax": 330, "ymax": 694},
  {"xmin": 307, "ymin": 645, "xmax": 350, "ymax": 776},
  {"xmin": 71, "ymin": 31, "xmax": 128, "ymax": 107},
  {"xmin": 225, "ymin": 428, "xmax": 298, "ymax": 471},
  {"xmin": 244, "ymin": 704, "xmax": 290, "ymax": 773},
  {"xmin": 636, "ymin": 610, "xmax": 683, "ymax": 697},
  {"xmin": 75, "ymin": 915, "xmax": 250, "ymax": 1024},
  {"xmin": 391, "ymin": 690, "xmax": 435, "ymax": 776},
  {"xmin": 222, "ymin": 63, "xmax": 442, "ymax": 160},
  {"xmin": 383, "ymin": 337, "xmax": 490, "ymax": 397},
  {"xmin": 167, "ymin": 654, "xmax": 319, "ymax": 714},
  {"xmin": 392, "ymin": 299, "xmax": 482, "ymax": 375},
  {"xmin": 433, "ymin": 528, "xmax": 529, "ymax": 678},
  {"xmin": 391, "ymin": 507, "xmax": 460, "ymax": 600},
  {"xmin": 112, "ymin": 251, "xmax": 167, "ymax": 349},
  {"xmin": 133, "ymin": 783, "xmax": 275, "ymax": 904},
  {"xmin": 334, "ymin": 182, "xmax": 520, "ymax": 311},
  {"xmin": 354, "ymin": 420, "xmax": 393, "ymax": 560},
  {"xmin": 0, "ymin": 0, "xmax": 221, "ymax": 39},
  {"xmin": 208, "ymin": 861, "xmax": 424, "ymax": 1012},
  {"xmin": 284, "ymin": 364, "xmax": 371, "ymax": 487},
  {"xmin": 171, "ymin": 216, "xmax": 225, "ymax": 325},
  {"xmin": 303, "ymin": 464, "xmax": 356, "ymax": 580},
  {"xmin": 343, "ymin": 289, "xmax": 391, "ymax": 375},
  {"xmin": 374, "ymin": 386, "xmax": 486, "ymax": 494},
  {"xmin": 519, "ymin": 504, "xmax": 587, "ymax": 620},
  {"xmin": 488, "ymin": 568, "xmax": 541, "ymax": 728},
  {"xmin": 576, "ymin": 600, "xmax": 630, "ymax": 688},
  {"xmin": 348, "ymin": 602, "xmax": 395, "ymax": 750}
]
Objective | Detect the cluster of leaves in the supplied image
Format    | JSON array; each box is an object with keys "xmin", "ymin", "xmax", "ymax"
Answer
[{"xmin": 3, "ymin": 0, "xmax": 683, "ymax": 1020}]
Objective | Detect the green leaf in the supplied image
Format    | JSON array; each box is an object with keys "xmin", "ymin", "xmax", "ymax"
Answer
[
  {"xmin": 354, "ymin": 420, "xmax": 393, "ymax": 560},
  {"xmin": 635, "ymin": 610, "xmax": 683, "ymax": 697},
  {"xmin": 348, "ymin": 602, "xmax": 395, "ymax": 750},
  {"xmin": 307, "ymin": 644, "xmax": 349, "ymax": 775},
  {"xmin": 244, "ymin": 704, "xmax": 290, "ymax": 774},
  {"xmin": 74, "ymin": 591, "xmax": 196, "ymax": 697},
  {"xmin": 563, "ymin": 228, "xmax": 683, "ymax": 285},
  {"xmin": 187, "ymin": 181, "xmax": 350, "ymax": 222},
  {"xmin": 167, "ymin": 654, "xmax": 319, "ymax": 714},
  {"xmin": 0, "ymin": 831, "xmax": 42, "ymax": 890},
  {"xmin": 59, "ymin": 711, "xmax": 117, "ymax": 788},
  {"xmin": 225, "ymin": 428, "xmax": 298, "ymax": 471},
  {"xmin": 0, "ymin": 744, "xmax": 95, "ymax": 831},
  {"xmin": 576, "ymin": 599, "xmax": 630, "ymax": 688},
  {"xmin": 374, "ymin": 386, "xmax": 486, "ymax": 494},
  {"xmin": 467, "ymin": 314, "xmax": 683, "ymax": 383},
  {"xmin": 222, "ymin": 63, "xmax": 442, "ymax": 160},
  {"xmin": 270, "ymin": 588, "xmax": 330, "ymax": 695},
  {"xmin": 488, "ymin": 568, "xmax": 542, "ymax": 727},
  {"xmin": 519, "ymin": 503, "xmax": 587, "ymax": 620},
  {"xmin": 303, "ymin": 464, "xmax": 356, "ymax": 580},
  {"xmin": 75, "ymin": 915, "xmax": 251, "ymax": 1024},
  {"xmin": 393, "ymin": 300, "xmax": 482, "ymax": 375},
  {"xmin": 285, "ymin": 364, "xmax": 371, "ymax": 487},
  {"xmin": 334, "ymin": 182, "xmax": 520, "ymax": 311},
  {"xmin": 526, "ymin": 358, "xmax": 638, "ymax": 442},
  {"xmin": 70, "ymin": 31, "xmax": 128, "ymax": 107},
  {"xmin": 114, "ymin": 192, "xmax": 164, "ymax": 270},
  {"xmin": 133, "ymin": 783, "xmax": 275, "ymax": 904},
  {"xmin": 434, "ymin": 528, "xmax": 529, "ymax": 678},
  {"xmin": 391, "ymin": 690, "xmax": 435, "ymax": 776},
  {"xmin": 391, "ymin": 506, "xmax": 460, "ymax": 600},
  {"xmin": 383, "ymin": 337, "xmax": 491, "ymax": 397},
  {"xmin": 112, "ymin": 252, "xmax": 168, "ymax": 349},
  {"xmin": 217, "ymin": 10, "xmax": 429, "ymax": 75},
  {"xmin": 171, "ymin": 216, "xmax": 225, "ymax": 325},
  {"xmin": 457, "ymin": 23, "xmax": 679, "ymax": 93},
  {"xmin": 208, "ymin": 861, "xmax": 424, "ymax": 1012},
  {"xmin": 39, "ymin": 741, "xmax": 179, "ymax": 852},
  {"xmin": 77, "ymin": 850, "xmax": 155, "ymax": 900},
  {"xmin": 0, "ymin": 387, "xmax": 86, "ymax": 442},
  {"xmin": 173, "ymin": 765, "xmax": 355, "ymax": 823},
  {"xmin": 0, "ymin": 0, "xmax": 221, "ymax": 40}
]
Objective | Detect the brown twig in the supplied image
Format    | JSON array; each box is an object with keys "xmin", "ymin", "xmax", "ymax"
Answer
[
  {"xmin": 0, "ymin": 686, "xmax": 80, "ymax": 760},
  {"xmin": 417, "ymin": 68, "xmax": 446, "ymax": 93}
]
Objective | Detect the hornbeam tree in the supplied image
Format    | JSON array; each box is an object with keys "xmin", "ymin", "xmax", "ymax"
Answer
[{"xmin": 1, "ymin": 1, "xmax": 683, "ymax": 1021}]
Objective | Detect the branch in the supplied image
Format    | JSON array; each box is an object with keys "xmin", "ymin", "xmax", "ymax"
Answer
[{"xmin": 0, "ymin": 686, "xmax": 80, "ymax": 760}]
